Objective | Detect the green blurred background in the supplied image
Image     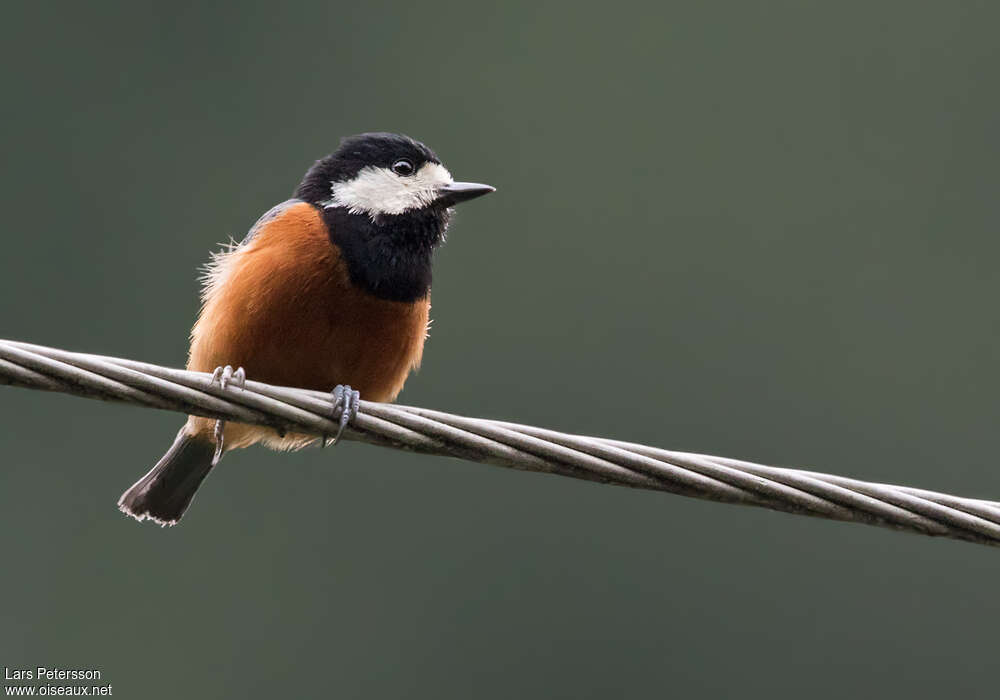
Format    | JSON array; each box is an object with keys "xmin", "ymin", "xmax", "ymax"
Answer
[{"xmin": 2, "ymin": 2, "xmax": 998, "ymax": 697}]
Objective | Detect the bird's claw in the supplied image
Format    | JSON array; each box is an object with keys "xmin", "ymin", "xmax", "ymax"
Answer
[
  {"xmin": 209, "ymin": 365, "xmax": 246, "ymax": 462},
  {"xmin": 323, "ymin": 384, "xmax": 360, "ymax": 447},
  {"xmin": 211, "ymin": 364, "xmax": 246, "ymax": 391}
]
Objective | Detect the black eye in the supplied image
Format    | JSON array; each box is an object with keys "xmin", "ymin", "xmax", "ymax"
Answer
[{"xmin": 392, "ymin": 159, "xmax": 415, "ymax": 176}]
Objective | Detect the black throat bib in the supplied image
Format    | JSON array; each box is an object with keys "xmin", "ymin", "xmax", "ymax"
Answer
[{"xmin": 319, "ymin": 205, "xmax": 450, "ymax": 303}]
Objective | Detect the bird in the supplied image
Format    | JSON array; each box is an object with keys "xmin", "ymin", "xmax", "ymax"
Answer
[{"xmin": 118, "ymin": 132, "xmax": 494, "ymax": 526}]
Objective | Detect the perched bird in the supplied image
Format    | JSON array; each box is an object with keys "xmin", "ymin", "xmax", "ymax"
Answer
[{"xmin": 118, "ymin": 132, "xmax": 494, "ymax": 525}]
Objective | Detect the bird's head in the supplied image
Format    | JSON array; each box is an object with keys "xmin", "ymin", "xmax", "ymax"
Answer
[
  {"xmin": 296, "ymin": 132, "xmax": 494, "ymax": 220},
  {"xmin": 294, "ymin": 133, "xmax": 494, "ymax": 302}
]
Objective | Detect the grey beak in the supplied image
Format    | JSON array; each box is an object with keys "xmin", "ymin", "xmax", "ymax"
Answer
[{"xmin": 437, "ymin": 181, "xmax": 496, "ymax": 207}]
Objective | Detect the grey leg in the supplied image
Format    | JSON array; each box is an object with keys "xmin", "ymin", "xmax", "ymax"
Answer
[
  {"xmin": 323, "ymin": 384, "xmax": 361, "ymax": 447},
  {"xmin": 209, "ymin": 364, "xmax": 246, "ymax": 462}
]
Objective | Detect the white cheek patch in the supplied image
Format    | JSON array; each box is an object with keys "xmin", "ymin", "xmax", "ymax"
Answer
[{"xmin": 323, "ymin": 162, "xmax": 453, "ymax": 218}]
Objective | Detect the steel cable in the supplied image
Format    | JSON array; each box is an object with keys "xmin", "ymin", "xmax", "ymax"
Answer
[{"xmin": 1, "ymin": 338, "xmax": 998, "ymax": 547}]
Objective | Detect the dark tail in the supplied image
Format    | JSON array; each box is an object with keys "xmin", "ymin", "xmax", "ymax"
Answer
[{"xmin": 118, "ymin": 426, "xmax": 218, "ymax": 526}]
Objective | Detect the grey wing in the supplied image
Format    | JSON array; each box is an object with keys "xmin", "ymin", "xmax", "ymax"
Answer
[{"xmin": 237, "ymin": 198, "xmax": 305, "ymax": 248}]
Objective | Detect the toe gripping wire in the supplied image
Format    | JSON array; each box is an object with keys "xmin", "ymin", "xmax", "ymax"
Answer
[
  {"xmin": 210, "ymin": 364, "xmax": 246, "ymax": 462},
  {"xmin": 2, "ymin": 338, "xmax": 1000, "ymax": 548},
  {"xmin": 325, "ymin": 384, "xmax": 360, "ymax": 447}
]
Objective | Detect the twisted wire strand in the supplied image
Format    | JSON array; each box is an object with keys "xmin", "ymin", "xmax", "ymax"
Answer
[{"xmin": 1, "ymin": 338, "xmax": 998, "ymax": 547}]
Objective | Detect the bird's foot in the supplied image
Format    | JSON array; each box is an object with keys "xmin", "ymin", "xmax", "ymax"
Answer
[
  {"xmin": 210, "ymin": 364, "xmax": 246, "ymax": 391},
  {"xmin": 209, "ymin": 365, "xmax": 246, "ymax": 462},
  {"xmin": 323, "ymin": 384, "xmax": 360, "ymax": 447}
]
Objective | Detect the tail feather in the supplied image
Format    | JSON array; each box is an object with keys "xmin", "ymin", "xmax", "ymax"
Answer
[{"xmin": 118, "ymin": 427, "xmax": 218, "ymax": 526}]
